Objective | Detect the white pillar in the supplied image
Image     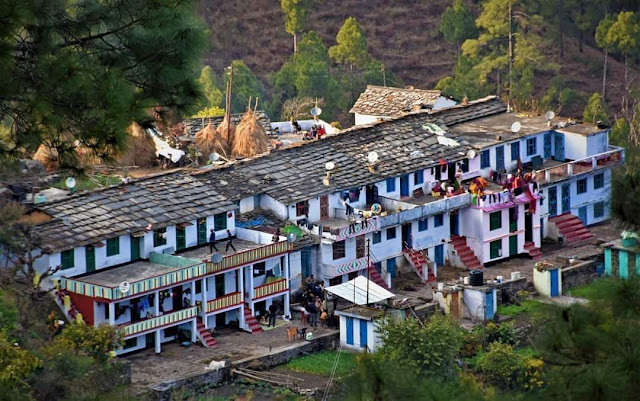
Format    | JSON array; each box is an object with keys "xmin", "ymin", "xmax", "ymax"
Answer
[
  {"xmin": 191, "ymin": 319, "xmax": 197, "ymax": 342},
  {"xmin": 154, "ymin": 292, "xmax": 160, "ymax": 316},
  {"xmin": 248, "ymin": 265, "xmax": 254, "ymax": 302},
  {"xmin": 592, "ymin": 157, "xmax": 597, "ymax": 170},
  {"xmin": 201, "ymin": 278, "xmax": 208, "ymax": 327},
  {"xmin": 567, "ymin": 163, "xmax": 573, "ymax": 176},
  {"xmin": 93, "ymin": 302, "xmax": 98, "ymax": 327},
  {"xmin": 155, "ymin": 330, "xmax": 161, "ymax": 354},
  {"xmin": 190, "ymin": 281, "xmax": 196, "ymax": 306},
  {"xmin": 239, "ymin": 267, "xmax": 245, "ymax": 329},
  {"xmin": 284, "ymin": 292, "xmax": 290, "ymax": 318},
  {"xmin": 108, "ymin": 302, "xmax": 115, "ymax": 326}
]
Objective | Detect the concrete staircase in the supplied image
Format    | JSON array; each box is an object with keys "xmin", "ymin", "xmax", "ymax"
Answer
[
  {"xmin": 402, "ymin": 248, "xmax": 437, "ymax": 283},
  {"xmin": 243, "ymin": 307, "xmax": 263, "ymax": 334},
  {"xmin": 524, "ymin": 242, "xmax": 543, "ymax": 259},
  {"xmin": 196, "ymin": 318, "xmax": 218, "ymax": 348},
  {"xmin": 549, "ymin": 213, "xmax": 594, "ymax": 243},
  {"xmin": 367, "ymin": 264, "xmax": 390, "ymax": 290},
  {"xmin": 450, "ymin": 235, "xmax": 482, "ymax": 270}
]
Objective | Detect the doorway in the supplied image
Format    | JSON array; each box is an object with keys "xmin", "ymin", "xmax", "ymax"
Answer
[
  {"xmin": 554, "ymin": 132, "xmax": 565, "ymax": 161},
  {"xmin": 215, "ymin": 274, "xmax": 225, "ymax": 298},
  {"xmin": 176, "ymin": 227, "xmax": 186, "ymax": 250},
  {"xmin": 320, "ymin": 195, "xmax": 329, "ymax": 219},
  {"xmin": 130, "ymin": 235, "xmax": 140, "ymax": 261},
  {"xmin": 197, "ymin": 219, "xmax": 207, "ymax": 245},
  {"xmin": 400, "ymin": 175, "xmax": 410, "ymax": 197},
  {"xmin": 401, "ymin": 224, "xmax": 412, "ymax": 249},
  {"xmin": 365, "ymin": 185, "xmax": 378, "ymax": 205},
  {"xmin": 86, "ymin": 246, "xmax": 95, "ymax": 273},
  {"xmin": 548, "ymin": 186, "xmax": 557, "ymax": 217},
  {"xmin": 509, "ymin": 235, "xmax": 518, "ymax": 256},
  {"xmin": 561, "ymin": 183, "xmax": 571, "ymax": 214},
  {"xmin": 356, "ymin": 235, "xmax": 365, "ymax": 259},
  {"xmin": 450, "ymin": 212, "xmax": 459, "ymax": 236},
  {"xmin": 525, "ymin": 213, "xmax": 533, "ymax": 243}
]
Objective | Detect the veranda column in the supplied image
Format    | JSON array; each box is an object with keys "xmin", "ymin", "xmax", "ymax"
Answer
[
  {"xmin": 238, "ymin": 267, "xmax": 245, "ymax": 329},
  {"xmin": 201, "ymin": 277, "xmax": 208, "ymax": 328}
]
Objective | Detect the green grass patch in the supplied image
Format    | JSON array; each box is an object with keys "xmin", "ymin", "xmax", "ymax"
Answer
[
  {"xmin": 52, "ymin": 174, "xmax": 121, "ymax": 192},
  {"xmin": 497, "ymin": 300, "xmax": 545, "ymax": 316},
  {"xmin": 283, "ymin": 350, "xmax": 357, "ymax": 377},
  {"xmin": 565, "ymin": 282, "xmax": 600, "ymax": 300}
]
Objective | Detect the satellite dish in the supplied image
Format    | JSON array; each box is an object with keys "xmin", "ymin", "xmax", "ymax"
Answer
[
  {"xmin": 466, "ymin": 149, "xmax": 477, "ymax": 159},
  {"xmin": 287, "ymin": 232, "xmax": 298, "ymax": 243},
  {"xmin": 310, "ymin": 107, "xmax": 322, "ymax": 116},
  {"xmin": 119, "ymin": 281, "xmax": 130, "ymax": 294},
  {"xmin": 511, "ymin": 121, "xmax": 522, "ymax": 133},
  {"xmin": 325, "ymin": 162, "xmax": 335, "ymax": 171},
  {"xmin": 209, "ymin": 152, "xmax": 220, "ymax": 162},
  {"xmin": 367, "ymin": 151, "xmax": 379, "ymax": 163},
  {"xmin": 545, "ymin": 110, "xmax": 555, "ymax": 121},
  {"xmin": 65, "ymin": 177, "xmax": 76, "ymax": 189},
  {"xmin": 371, "ymin": 203, "xmax": 382, "ymax": 214},
  {"xmin": 210, "ymin": 253, "xmax": 224, "ymax": 263}
]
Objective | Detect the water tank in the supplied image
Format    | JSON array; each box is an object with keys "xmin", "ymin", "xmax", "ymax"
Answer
[{"xmin": 469, "ymin": 270, "xmax": 484, "ymax": 286}]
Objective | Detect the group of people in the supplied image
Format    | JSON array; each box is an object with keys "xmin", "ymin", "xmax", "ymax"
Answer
[
  {"xmin": 209, "ymin": 228, "xmax": 237, "ymax": 253},
  {"xmin": 297, "ymin": 275, "xmax": 338, "ymax": 329}
]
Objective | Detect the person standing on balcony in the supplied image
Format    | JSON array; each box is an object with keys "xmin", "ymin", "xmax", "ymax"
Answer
[
  {"xmin": 225, "ymin": 229, "xmax": 236, "ymax": 252},
  {"xmin": 209, "ymin": 229, "xmax": 218, "ymax": 253}
]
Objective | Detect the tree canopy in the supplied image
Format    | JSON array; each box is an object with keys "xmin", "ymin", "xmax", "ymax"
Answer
[
  {"xmin": 281, "ymin": 0, "xmax": 313, "ymax": 53},
  {"xmin": 0, "ymin": 0, "xmax": 207, "ymax": 164},
  {"xmin": 329, "ymin": 17, "xmax": 369, "ymax": 70},
  {"xmin": 224, "ymin": 60, "xmax": 265, "ymax": 113},
  {"xmin": 440, "ymin": 0, "xmax": 477, "ymax": 59},
  {"xmin": 196, "ymin": 66, "xmax": 224, "ymax": 111}
]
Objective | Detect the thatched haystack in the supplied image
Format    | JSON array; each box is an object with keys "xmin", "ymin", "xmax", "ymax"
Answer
[
  {"xmin": 33, "ymin": 144, "xmax": 60, "ymax": 172},
  {"xmin": 217, "ymin": 114, "xmax": 236, "ymax": 148},
  {"xmin": 195, "ymin": 121, "xmax": 229, "ymax": 160},
  {"xmin": 232, "ymin": 109, "xmax": 269, "ymax": 158},
  {"xmin": 114, "ymin": 123, "xmax": 157, "ymax": 167}
]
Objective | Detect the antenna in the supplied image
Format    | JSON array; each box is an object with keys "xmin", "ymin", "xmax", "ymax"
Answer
[
  {"xmin": 545, "ymin": 110, "xmax": 555, "ymax": 127},
  {"xmin": 310, "ymin": 107, "xmax": 322, "ymax": 117},
  {"xmin": 367, "ymin": 151, "xmax": 379, "ymax": 164},
  {"xmin": 65, "ymin": 177, "xmax": 76, "ymax": 190},
  {"xmin": 119, "ymin": 281, "xmax": 130, "ymax": 294},
  {"xmin": 209, "ymin": 152, "xmax": 220, "ymax": 162},
  {"xmin": 511, "ymin": 121, "xmax": 522, "ymax": 134},
  {"xmin": 287, "ymin": 232, "xmax": 298, "ymax": 244}
]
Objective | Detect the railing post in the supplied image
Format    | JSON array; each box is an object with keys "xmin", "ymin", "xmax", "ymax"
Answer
[
  {"xmin": 201, "ymin": 278, "xmax": 207, "ymax": 327},
  {"xmin": 545, "ymin": 170, "xmax": 551, "ymax": 183},
  {"xmin": 567, "ymin": 163, "xmax": 573, "ymax": 176},
  {"xmin": 592, "ymin": 157, "xmax": 597, "ymax": 169}
]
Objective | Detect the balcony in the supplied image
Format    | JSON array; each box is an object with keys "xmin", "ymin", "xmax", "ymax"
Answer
[
  {"xmin": 322, "ymin": 257, "xmax": 369, "ymax": 277},
  {"xmin": 534, "ymin": 146, "xmax": 624, "ymax": 185},
  {"xmin": 122, "ymin": 306, "xmax": 197, "ymax": 338},
  {"xmin": 305, "ymin": 216, "xmax": 380, "ymax": 242},
  {"xmin": 378, "ymin": 192, "xmax": 471, "ymax": 228},
  {"xmin": 253, "ymin": 278, "xmax": 288, "ymax": 300},
  {"xmin": 206, "ymin": 292, "xmax": 243, "ymax": 313}
]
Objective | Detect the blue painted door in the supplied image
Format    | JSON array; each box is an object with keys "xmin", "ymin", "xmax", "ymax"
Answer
[
  {"xmin": 450, "ymin": 213, "xmax": 459, "ymax": 236},
  {"xmin": 578, "ymin": 206, "xmax": 587, "ymax": 225},
  {"xmin": 435, "ymin": 244, "xmax": 444, "ymax": 266},
  {"xmin": 359, "ymin": 320, "xmax": 368, "ymax": 348},
  {"xmin": 544, "ymin": 132, "xmax": 552, "ymax": 159},
  {"xmin": 485, "ymin": 291, "xmax": 495, "ymax": 320},
  {"xmin": 346, "ymin": 318, "xmax": 354, "ymax": 345},
  {"xmin": 400, "ymin": 175, "xmax": 410, "ymax": 197},
  {"xmin": 550, "ymin": 269, "xmax": 559, "ymax": 296},
  {"xmin": 561, "ymin": 183, "xmax": 570, "ymax": 213},
  {"xmin": 554, "ymin": 132, "xmax": 565, "ymax": 161},
  {"xmin": 496, "ymin": 146, "xmax": 505, "ymax": 170},
  {"xmin": 548, "ymin": 186, "xmax": 557, "ymax": 217}
]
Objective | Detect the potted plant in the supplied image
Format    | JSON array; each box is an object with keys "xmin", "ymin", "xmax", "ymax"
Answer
[{"xmin": 621, "ymin": 231, "xmax": 639, "ymax": 247}]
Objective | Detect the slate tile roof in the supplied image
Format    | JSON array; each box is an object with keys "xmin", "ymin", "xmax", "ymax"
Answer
[
  {"xmin": 37, "ymin": 172, "xmax": 237, "ymax": 253},
  {"xmin": 350, "ymin": 85, "xmax": 444, "ymax": 117},
  {"xmin": 35, "ymin": 96, "xmax": 505, "ymax": 253}
]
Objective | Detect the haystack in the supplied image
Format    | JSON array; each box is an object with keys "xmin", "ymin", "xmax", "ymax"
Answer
[
  {"xmin": 195, "ymin": 121, "xmax": 229, "ymax": 160},
  {"xmin": 33, "ymin": 144, "xmax": 60, "ymax": 172},
  {"xmin": 114, "ymin": 123, "xmax": 157, "ymax": 167},
  {"xmin": 217, "ymin": 114, "xmax": 236, "ymax": 148},
  {"xmin": 232, "ymin": 108, "xmax": 269, "ymax": 158}
]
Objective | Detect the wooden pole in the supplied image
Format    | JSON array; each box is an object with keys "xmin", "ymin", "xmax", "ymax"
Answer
[{"xmin": 226, "ymin": 64, "xmax": 234, "ymax": 147}]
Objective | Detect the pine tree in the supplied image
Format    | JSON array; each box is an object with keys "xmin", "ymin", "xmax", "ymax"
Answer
[
  {"xmin": 329, "ymin": 17, "xmax": 369, "ymax": 71},
  {"xmin": 583, "ymin": 92, "xmax": 609, "ymax": 124},
  {"xmin": 197, "ymin": 66, "xmax": 224, "ymax": 111},
  {"xmin": 224, "ymin": 61, "xmax": 265, "ymax": 113},
  {"xmin": 281, "ymin": 0, "xmax": 313, "ymax": 54},
  {"xmin": 606, "ymin": 12, "xmax": 640, "ymax": 105},
  {"xmin": 596, "ymin": 15, "xmax": 616, "ymax": 100},
  {"xmin": 440, "ymin": 0, "xmax": 478, "ymax": 61}
]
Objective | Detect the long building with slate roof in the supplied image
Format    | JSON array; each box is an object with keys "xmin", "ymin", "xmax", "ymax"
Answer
[{"xmin": 25, "ymin": 94, "xmax": 622, "ymax": 355}]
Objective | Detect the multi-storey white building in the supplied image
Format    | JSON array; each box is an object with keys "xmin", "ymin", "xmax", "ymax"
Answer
[{"xmin": 27, "ymin": 95, "xmax": 622, "ymax": 355}]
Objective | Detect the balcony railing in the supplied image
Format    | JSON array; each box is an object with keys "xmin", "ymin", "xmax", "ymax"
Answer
[
  {"xmin": 253, "ymin": 278, "xmax": 288, "ymax": 300},
  {"xmin": 206, "ymin": 292, "xmax": 243, "ymax": 313},
  {"xmin": 379, "ymin": 193, "xmax": 470, "ymax": 228},
  {"xmin": 323, "ymin": 257, "xmax": 369, "ymax": 277},
  {"xmin": 206, "ymin": 240, "xmax": 290, "ymax": 274},
  {"xmin": 534, "ymin": 146, "xmax": 624, "ymax": 185},
  {"xmin": 122, "ymin": 306, "xmax": 197, "ymax": 337}
]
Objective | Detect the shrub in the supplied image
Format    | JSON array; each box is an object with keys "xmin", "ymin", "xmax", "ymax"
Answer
[
  {"xmin": 485, "ymin": 321, "xmax": 519, "ymax": 346},
  {"xmin": 475, "ymin": 342, "xmax": 523, "ymax": 389}
]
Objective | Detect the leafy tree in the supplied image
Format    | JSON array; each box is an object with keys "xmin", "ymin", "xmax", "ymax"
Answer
[
  {"xmin": 612, "ymin": 172, "xmax": 640, "ymax": 232},
  {"xmin": 281, "ymin": 0, "xmax": 313, "ymax": 53},
  {"xmin": 583, "ymin": 92, "xmax": 610, "ymax": 124},
  {"xmin": 539, "ymin": 76, "xmax": 586, "ymax": 113},
  {"xmin": 0, "ymin": 332, "xmax": 41, "ymax": 401},
  {"xmin": 440, "ymin": 0, "xmax": 478, "ymax": 61},
  {"xmin": 329, "ymin": 17, "xmax": 370, "ymax": 70},
  {"xmin": 224, "ymin": 61, "xmax": 265, "ymax": 113},
  {"xmin": 376, "ymin": 314, "xmax": 462, "ymax": 381},
  {"xmin": 196, "ymin": 66, "xmax": 224, "ymax": 111},
  {"xmin": 606, "ymin": 12, "xmax": 640, "ymax": 97},
  {"xmin": 436, "ymin": 55, "xmax": 492, "ymax": 100},
  {"xmin": 56, "ymin": 323, "xmax": 124, "ymax": 363},
  {"xmin": 596, "ymin": 14, "xmax": 616, "ymax": 100},
  {"xmin": 0, "ymin": 0, "xmax": 207, "ymax": 165}
]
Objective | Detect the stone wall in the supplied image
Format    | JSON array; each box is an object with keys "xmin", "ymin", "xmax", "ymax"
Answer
[
  {"xmin": 561, "ymin": 259, "xmax": 601, "ymax": 292},
  {"xmin": 148, "ymin": 332, "xmax": 339, "ymax": 401},
  {"xmin": 494, "ymin": 277, "xmax": 528, "ymax": 305}
]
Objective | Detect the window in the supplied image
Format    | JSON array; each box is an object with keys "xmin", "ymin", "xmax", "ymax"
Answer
[
  {"xmin": 418, "ymin": 218, "xmax": 428, "ymax": 231},
  {"xmin": 414, "ymin": 171, "xmax": 424, "ymax": 185},
  {"xmin": 460, "ymin": 158, "xmax": 469, "ymax": 173},
  {"xmin": 386, "ymin": 227, "xmax": 396, "ymax": 240},
  {"xmin": 295, "ymin": 201, "xmax": 309, "ymax": 217},
  {"xmin": 490, "ymin": 240, "xmax": 502, "ymax": 259},
  {"xmin": 594, "ymin": 201, "xmax": 605, "ymax": 218},
  {"xmin": 511, "ymin": 142, "xmax": 520, "ymax": 161},
  {"xmin": 526, "ymin": 138, "xmax": 537, "ymax": 156},
  {"xmin": 594, "ymin": 173, "xmax": 604, "ymax": 189},
  {"xmin": 577, "ymin": 178, "xmax": 587, "ymax": 194},
  {"xmin": 332, "ymin": 241, "xmax": 346, "ymax": 260},
  {"xmin": 61, "ymin": 249, "xmax": 74, "ymax": 270},
  {"xmin": 253, "ymin": 261, "xmax": 266, "ymax": 277},
  {"xmin": 372, "ymin": 231, "xmax": 382, "ymax": 244},
  {"xmin": 106, "ymin": 238, "xmax": 120, "ymax": 257},
  {"xmin": 214, "ymin": 212, "xmax": 228, "ymax": 229},
  {"xmin": 153, "ymin": 228, "xmax": 167, "ymax": 247},
  {"xmin": 434, "ymin": 213, "xmax": 444, "ymax": 227},
  {"xmin": 481, "ymin": 150, "xmax": 490, "ymax": 168},
  {"xmin": 386, "ymin": 178, "xmax": 396, "ymax": 193},
  {"xmin": 490, "ymin": 211, "xmax": 502, "ymax": 231}
]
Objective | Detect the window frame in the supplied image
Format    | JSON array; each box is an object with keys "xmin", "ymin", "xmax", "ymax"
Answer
[
  {"xmin": 386, "ymin": 178, "xmax": 396, "ymax": 193},
  {"xmin": 480, "ymin": 150, "xmax": 490, "ymax": 169},
  {"xmin": 386, "ymin": 227, "xmax": 397, "ymax": 240},
  {"xmin": 577, "ymin": 178, "xmax": 587, "ymax": 194},
  {"xmin": 489, "ymin": 211, "xmax": 502, "ymax": 231},
  {"xmin": 490, "ymin": 240, "xmax": 501, "ymax": 259},
  {"xmin": 594, "ymin": 201, "xmax": 605, "ymax": 218},
  {"xmin": 332, "ymin": 241, "xmax": 346, "ymax": 260},
  {"xmin": 154, "ymin": 227, "xmax": 167, "ymax": 247},
  {"xmin": 434, "ymin": 213, "xmax": 444, "ymax": 227},
  {"xmin": 526, "ymin": 138, "xmax": 537, "ymax": 156},
  {"xmin": 61, "ymin": 249, "xmax": 75, "ymax": 270},
  {"xmin": 106, "ymin": 238, "xmax": 120, "ymax": 257},
  {"xmin": 372, "ymin": 231, "xmax": 382, "ymax": 244},
  {"xmin": 214, "ymin": 212, "xmax": 228, "ymax": 229},
  {"xmin": 295, "ymin": 201, "xmax": 309, "ymax": 217},
  {"xmin": 414, "ymin": 171, "xmax": 424, "ymax": 185},
  {"xmin": 418, "ymin": 218, "xmax": 428, "ymax": 232},
  {"xmin": 510, "ymin": 141, "xmax": 520, "ymax": 161},
  {"xmin": 594, "ymin": 173, "xmax": 604, "ymax": 190}
]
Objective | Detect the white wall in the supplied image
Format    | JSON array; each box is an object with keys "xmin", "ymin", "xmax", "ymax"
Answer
[
  {"xmin": 239, "ymin": 196, "xmax": 256, "ymax": 214},
  {"xmin": 463, "ymin": 287, "xmax": 497, "ymax": 321},
  {"xmin": 143, "ymin": 226, "xmax": 176, "ymax": 257},
  {"xmin": 261, "ymin": 194, "xmax": 287, "ymax": 220},
  {"xmin": 96, "ymin": 234, "xmax": 131, "ymax": 269},
  {"xmin": 586, "ymin": 131, "xmax": 608, "ymax": 156},
  {"xmin": 185, "ymin": 220, "xmax": 198, "ymax": 247},
  {"xmin": 433, "ymin": 96, "xmax": 457, "ymax": 110},
  {"xmin": 338, "ymin": 315, "xmax": 380, "ymax": 352},
  {"xmin": 354, "ymin": 113, "xmax": 388, "ymax": 126},
  {"xmin": 367, "ymin": 228, "xmax": 403, "ymax": 263},
  {"xmin": 563, "ymin": 132, "xmax": 588, "ymax": 160}
]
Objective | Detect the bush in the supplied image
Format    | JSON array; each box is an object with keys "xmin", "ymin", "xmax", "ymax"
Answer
[
  {"xmin": 485, "ymin": 321, "xmax": 519, "ymax": 346},
  {"xmin": 475, "ymin": 342, "xmax": 544, "ymax": 391}
]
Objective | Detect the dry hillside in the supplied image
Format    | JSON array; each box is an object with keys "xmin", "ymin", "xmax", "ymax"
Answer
[{"xmin": 202, "ymin": 0, "xmax": 638, "ymax": 119}]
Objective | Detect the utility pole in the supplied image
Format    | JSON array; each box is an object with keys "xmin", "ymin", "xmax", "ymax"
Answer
[
  {"xmin": 381, "ymin": 64, "xmax": 386, "ymax": 87},
  {"xmin": 225, "ymin": 63, "xmax": 234, "ymax": 147},
  {"xmin": 508, "ymin": 2, "xmax": 513, "ymax": 111},
  {"xmin": 366, "ymin": 238, "xmax": 370, "ymax": 305}
]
